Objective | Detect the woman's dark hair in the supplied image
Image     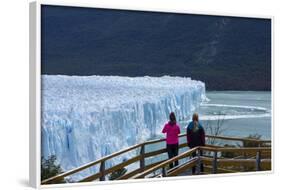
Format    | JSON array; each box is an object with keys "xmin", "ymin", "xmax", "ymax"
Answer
[
  {"xmin": 192, "ymin": 113, "xmax": 199, "ymax": 122},
  {"xmin": 169, "ymin": 112, "xmax": 177, "ymax": 125}
]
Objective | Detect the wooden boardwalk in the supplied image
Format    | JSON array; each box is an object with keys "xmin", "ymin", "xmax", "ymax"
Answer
[{"xmin": 42, "ymin": 134, "xmax": 271, "ymax": 184}]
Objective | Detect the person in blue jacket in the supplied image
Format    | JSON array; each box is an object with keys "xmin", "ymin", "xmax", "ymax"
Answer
[{"xmin": 186, "ymin": 113, "xmax": 205, "ymax": 174}]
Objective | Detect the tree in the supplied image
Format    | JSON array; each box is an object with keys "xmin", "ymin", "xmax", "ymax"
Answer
[
  {"xmin": 242, "ymin": 133, "xmax": 267, "ymax": 147},
  {"xmin": 205, "ymin": 112, "xmax": 227, "ymax": 145},
  {"xmin": 41, "ymin": 155, "xmax": 66, "ymax": 184},
  {"xmin": 221, "ymin": 144, "xmax": 239, "ymax": 158}
]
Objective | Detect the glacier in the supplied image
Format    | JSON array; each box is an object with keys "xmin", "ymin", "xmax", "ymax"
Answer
[{"xmin": 41, "ymin": 75, "xmax": 206, "ymax": 180}]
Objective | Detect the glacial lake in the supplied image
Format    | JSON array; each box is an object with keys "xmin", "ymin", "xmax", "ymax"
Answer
[
  {"xmin": 194, "ymin": 91, "xmax": 271, "ymax": 139},
  {"xmin": 143, "ymin": 91, "xmax": 272, "ymax": 166}
]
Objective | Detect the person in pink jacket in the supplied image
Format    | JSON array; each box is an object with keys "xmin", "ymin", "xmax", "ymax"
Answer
[{"xmin": 162, "ymin": 112, "xmax": 181, "ymax": 168}]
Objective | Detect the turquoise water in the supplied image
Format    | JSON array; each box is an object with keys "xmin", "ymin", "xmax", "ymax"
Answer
[
  {"xmin": 144, "ymin": 91, "xmax": 272, "ymax": 166},
  {"xmin": 194, "ymin": 91, "xmax": 271, "ymax": 139}
]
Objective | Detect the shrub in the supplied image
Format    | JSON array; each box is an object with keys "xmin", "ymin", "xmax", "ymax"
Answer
[
  {"xmin": 41, "ymin": 155, "xmax": 66, "ymax": 184},
  {"xmin": 243, "ymin": 134, "xmax": 265, "ymax": 147},
  {"xmin": 221, "ymin": 144, "xmax": 239, "ymax": 158},
  {"xmin": 108, "ymin": 167, "xmax": 127, "ymax": 180}
]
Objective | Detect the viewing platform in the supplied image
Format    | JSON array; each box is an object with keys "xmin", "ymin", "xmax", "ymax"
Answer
[{"xmin": 42, "ymin": 134, "xmax": 271, "ymax": 184}]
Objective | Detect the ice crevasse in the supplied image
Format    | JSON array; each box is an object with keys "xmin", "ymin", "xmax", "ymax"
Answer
[{"xmin": 41, "ymin": 75, "xmax": 206, "ymax": 179}]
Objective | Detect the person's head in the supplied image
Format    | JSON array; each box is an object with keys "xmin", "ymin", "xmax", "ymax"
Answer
[
  {"xmin": 192, "ymin": 113, "xmax": 199, "ymax": 122},
  {"xmin": 169, "ymin": 112, "xmax": 177, "ymax": 124}
]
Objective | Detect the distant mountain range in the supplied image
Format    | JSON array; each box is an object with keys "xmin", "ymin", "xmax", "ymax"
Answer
[{"xmin": 41, "ymin": 6, "xmax": 271, "ymax": 90}]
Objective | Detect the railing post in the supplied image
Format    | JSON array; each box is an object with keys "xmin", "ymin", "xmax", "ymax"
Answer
[
  {"xmin": 196, "ymin": 149, "xmax": 201, "ymax": 174},
  {"xmin": 212, "ymin": 151, "xmax": 217, "ymax": 174},
  {"xmin": 140, "ymin": 144, "xmax": 145, "ymax": 171},
  {"xmin": 99, "ymin": 161, "xmax": 105, "ymax": 181},
  {"xmin": 256, "ymin": 151, "xmax": 261, "ymax": 171},
  {"xmin": 162, "ymin": 167, "xmax": 167, "ymax": 177}
]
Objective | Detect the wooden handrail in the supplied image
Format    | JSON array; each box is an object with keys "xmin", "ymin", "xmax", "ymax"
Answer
[
  {"xmin": 144, "ymin": 133, "xmax": 271, "ymax": 145},
  {"xmin": 167, "ymin": 158, "xmax": 198, "ymax": 177},
  {"xmin": 202, "ymin": 157, "xmax": 271, "ymax": 167},
  {"xmin": 116, "ymin": 159, "xmax": 168, "ymax": 180},
  {"xmin": 199, "ymin": 146, "xmax": 271, "ymax": 153},
  {"xmin": 42, "ymin": 134, "xmax": 271, "ymax": 184},
  {"xmin": 42, "ymin": 143, "xmax": 143, "ymax": 184},
  {"xmin": 132, "ymin": 146, "xmax": 271, "ymax": 179},
  {"xmin": 205, "ymin": 135, "xmax": 271, "ymax": 143},
  {"xmin": 133, "ymin": 147, "xmax": 198, "ymax": 179},
  {"xmin": 79, "ymin": 155, "xmax": 142, "ymax": 182}
]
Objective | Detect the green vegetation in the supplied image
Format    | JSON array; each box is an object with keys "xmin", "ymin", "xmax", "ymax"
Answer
[
  {"xmin": 243, "ymin": 133, "xmax": 268, "ymax": 147},
  {"xmin": 41, "ymin": 155, "xmax": 66, "ymax": 184},
  {"xmin": 221, "ymin": 144, "xmax": 239, "ymax": 158},
  {"xmin": 108, "ymin": 167, "xmax": 127, "ymax": 180}
]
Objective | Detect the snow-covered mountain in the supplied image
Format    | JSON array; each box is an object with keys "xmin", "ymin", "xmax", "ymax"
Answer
[{"xmin": 41, "ymin": 75, "xmax": 206, "ymax": 179}]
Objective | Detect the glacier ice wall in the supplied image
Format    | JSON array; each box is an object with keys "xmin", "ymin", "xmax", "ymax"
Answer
[{"xmin": 41, "ymin": 75, "xmax": 206, "ymax": 179}]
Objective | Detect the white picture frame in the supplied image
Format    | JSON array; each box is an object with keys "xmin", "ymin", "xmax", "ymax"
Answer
[{"xmin": 29, "ymin": 1, "xmax": 274, "ymax": 188}]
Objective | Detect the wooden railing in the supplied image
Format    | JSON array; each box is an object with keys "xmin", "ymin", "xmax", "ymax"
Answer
[
  {"xmin": 41, "ymin": 134, "xmax": 271, "ymax": 184},
  {"xmin": 132, "ymin": 146, "xmax": 271, "ymax": 179}
]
